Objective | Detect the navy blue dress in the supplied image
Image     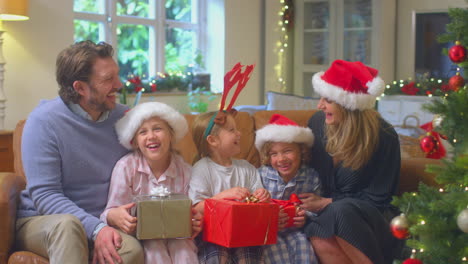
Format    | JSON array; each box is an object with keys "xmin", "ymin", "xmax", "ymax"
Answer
[{"xmin": 304, "ymin": 111, "xmax": 401, "ymax": 264}]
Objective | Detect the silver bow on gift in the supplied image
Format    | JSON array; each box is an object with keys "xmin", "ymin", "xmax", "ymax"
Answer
[{"xmin": 150, "ymin": 185, "xmax": 171, "ymax": 197}]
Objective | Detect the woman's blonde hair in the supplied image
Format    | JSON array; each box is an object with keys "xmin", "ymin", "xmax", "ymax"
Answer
[
  {"xmin": 191, "ymin": 111, "xmax": 229, "ymax": 164},
  {"xmin": 259, "ymin": 141, "xmax": 310, "ymax": 166},
  {"xmin": 325, "ymin": 103, "xmax": 381, "ymax": 170}
]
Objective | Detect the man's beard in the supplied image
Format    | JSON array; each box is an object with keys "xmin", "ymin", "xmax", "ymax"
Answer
[{"xmin": 88, "ymin": 85, "xmax": 115, "ymax": 113}]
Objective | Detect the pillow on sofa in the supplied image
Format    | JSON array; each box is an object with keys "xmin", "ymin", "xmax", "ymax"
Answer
[{"xmin": 266, "ymin": 91, "xmax": 319, "ymax": 111}]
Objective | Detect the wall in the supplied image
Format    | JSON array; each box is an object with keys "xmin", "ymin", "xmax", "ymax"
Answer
[
  {"xmin": 3, "ymin": 0, "xmax": 72, "ymax": 130},
  {"xmin": 396, "ymin": 0, "xmax": 468, "ymax": 79},
  {"xmin": 2, "ymin": 0, "xmax": 274, "ymax": 130},
  {"xmin": 224, "ymin": 0, "xmax": 262, "ymax": 106}
]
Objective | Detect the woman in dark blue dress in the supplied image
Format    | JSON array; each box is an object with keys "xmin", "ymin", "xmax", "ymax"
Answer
[{"xmin": 299, "ymin": 60, "xmax": 401, "ymax": 264}]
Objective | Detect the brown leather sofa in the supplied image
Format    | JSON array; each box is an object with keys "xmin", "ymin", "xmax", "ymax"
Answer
[{"xmin": 0, "ymin": 109, "xmax": 441, "ymax": 264}]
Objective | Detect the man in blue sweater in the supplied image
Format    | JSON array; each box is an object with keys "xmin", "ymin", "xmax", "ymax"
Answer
[{"xmin": 15, "ymin": 41, "xmax": 144, "ymax": 264}]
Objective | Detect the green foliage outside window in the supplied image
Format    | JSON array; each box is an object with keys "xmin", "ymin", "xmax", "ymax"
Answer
[
  {"xmin": 74, "ymin": 20, "xmax": 100, "ymax": 43},
  {"xmin": 117, "ymin": 23, "xmax": 150, "ymax": 78},
  {"xmin": 117, "ymin": 0, "xmax": 150, "ymax": 17}
]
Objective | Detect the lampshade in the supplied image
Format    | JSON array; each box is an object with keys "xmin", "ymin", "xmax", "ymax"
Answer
[{"xmin": 0, "ymin": 0, "xmax": 29, "ymax": 21}]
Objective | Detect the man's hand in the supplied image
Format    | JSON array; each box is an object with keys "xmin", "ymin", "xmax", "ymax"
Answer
[
  {"xmin": 92, "ymin": 226, "xmax": 123, "ymax": 264},
  {"xmin": 107, "ymin": 203, "xmax": 137, "ymax": 235}
]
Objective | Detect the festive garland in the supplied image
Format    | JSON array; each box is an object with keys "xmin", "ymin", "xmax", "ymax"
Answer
[
  {"xmin": 124, "ymin": 71, "xmax": 193, "ymax": 94},
  {"xmin": 382, "ymin": 73, "xmax": 460, "ymax": 97}
]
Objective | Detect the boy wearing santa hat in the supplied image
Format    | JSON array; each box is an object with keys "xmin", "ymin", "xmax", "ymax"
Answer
[{"xmin": 255, "ymin": 114, "xmax": 321, "ymax": 264}]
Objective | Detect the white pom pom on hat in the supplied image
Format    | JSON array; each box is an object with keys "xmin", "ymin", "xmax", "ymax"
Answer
[
  {"xmin": 312, "ymin": 60, "xmax": 385, "ymax": 110},
  {"xmin": 115, "ymin": 102, "xmax": 188, "ymax": 150},
  {"xmin": 255, "ymin": 114, "xmax": 314, "ymax": 151}
]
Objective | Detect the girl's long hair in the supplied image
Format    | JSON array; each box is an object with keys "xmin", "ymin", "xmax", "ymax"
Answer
[
  {"xmin": 191, "ymin": 111, "xmax": 221, "ymax": 164},
  {"xmin": 325, "ymin": 104, "xmax": 381, "ymax": 170}
]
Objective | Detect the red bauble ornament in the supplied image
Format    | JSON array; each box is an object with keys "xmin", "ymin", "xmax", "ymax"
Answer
[
  {"xmin": 420, "ymin": 134, "xmax": 438, "ymax": 154},
  {"xmin": 403, "ymin": 258, "xmax": 423, "ymax": 264},
  {"xmin": 448, "ymin": 74, "xmax": 465, "ymax": 91},
  {"xmin": 390, "ymin": 213, "xmax": 410, "ymax": 239},
  {"xmin": 448, "ymin": 41, "xmax": 467, "ymax": 63}
]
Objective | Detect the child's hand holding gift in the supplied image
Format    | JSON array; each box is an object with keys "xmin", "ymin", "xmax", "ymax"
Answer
[
  {"xmin": 107, "ymin": 203, "xmax": 137, "ymax": 235},
  {"xmin": 252, "ymin": 188, "xmax": 271, "ymax": 203},
  {"xmin": 292, "ymin": 208, "xmax": 306, "ymax": 228},
  {"xmin": 278, "ymin": 208, "xmax": 289, "ymax": 230},
  {"xmin": 191, "ymin": 208, "xmax": 203, "ymax": 239},
  {"xmin": 214, "ymin": 187, "xmax": 250, "ymax": 201}
]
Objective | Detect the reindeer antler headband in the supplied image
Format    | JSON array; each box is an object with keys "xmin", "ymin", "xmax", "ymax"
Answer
[{"xmin": 203, "ymin": 63, "xmax": 255, "ymax": 139}]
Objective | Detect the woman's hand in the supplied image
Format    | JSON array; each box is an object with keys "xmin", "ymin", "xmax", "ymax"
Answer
[
  {"xmin": 277, "ymin": 207, "xmax": 289, "ymax": 231},
  {"xmin": 213, "ymin": 187, "xmax": 250, "ymax": 201},
  {"xmin": 293, "ymin": 208, "xmax": 306, "ymax": 228},
  {"xmin": 298, "ymin": 193, "xmax": 332, "ymax": 213},
  {"xmin": 191, "ymin": 208, "xmax": 203, "ymax": 239},
  {"xmin": 253, "ymin": 188, "xmax": 271, "ymax": 203},
  {"xmin": 106, "ymin": 203, "xmax": 137, "ymax": 235}
]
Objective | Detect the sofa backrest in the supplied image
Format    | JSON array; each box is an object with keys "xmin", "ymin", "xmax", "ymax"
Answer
[
  {"xmin": 13, "ymin": 110, "xmax": 318, "ymax": 187},
  {"xmin": 12, "ymin": 120, "xmax": 26, "ymax": 189}
]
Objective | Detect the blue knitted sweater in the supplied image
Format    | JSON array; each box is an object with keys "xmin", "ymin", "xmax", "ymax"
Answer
[{"xmin": 16, "ymin": 97, "xmax": 129, "ymax": 240}]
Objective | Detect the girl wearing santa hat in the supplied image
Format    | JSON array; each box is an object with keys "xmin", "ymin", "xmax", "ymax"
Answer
[
  {"xmin": 255, "ymin": 114, "xmax": 321, "ymax": 264},
  {"xmin": 300, "ymin": 60, "xmax": 402, "ymax": 264},
  {"xmin": 100, "ymin": 102, "xmax": 202, "ymax": 264}
]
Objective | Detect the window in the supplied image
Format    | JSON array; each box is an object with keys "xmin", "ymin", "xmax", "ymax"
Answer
[
  {"xmin": 73, "ymin": 0, "xmax": 206, "ymax": 90},
  {"xmin": 414, "ymin": 12, "xmax": 460, "ymax": 79}
]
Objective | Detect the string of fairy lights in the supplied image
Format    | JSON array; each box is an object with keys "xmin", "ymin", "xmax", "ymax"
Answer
[{"xmin": 276, "ymin": 0, "xmax": 292, "ymax": 92}]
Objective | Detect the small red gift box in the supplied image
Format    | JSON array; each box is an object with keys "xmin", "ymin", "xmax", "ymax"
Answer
[
  {"xmin": 271, "ymin": 194, "xmax": 302, "ymax": 228},
  {"xmin": 203, "ymin": 198, "xmax": 279, "ymax": 248}
]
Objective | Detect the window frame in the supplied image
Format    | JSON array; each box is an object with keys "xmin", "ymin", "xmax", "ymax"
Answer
[{"xmin": 73, "ymin": 0, "xmax": 206, "ymax": 80}]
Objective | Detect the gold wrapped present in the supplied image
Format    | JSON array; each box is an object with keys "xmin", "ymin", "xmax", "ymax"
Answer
[{"xmin": 133, "ymin": 193, "xmax": 192, "ymax": 240}]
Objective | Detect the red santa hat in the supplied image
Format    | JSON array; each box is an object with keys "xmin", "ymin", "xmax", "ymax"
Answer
[
  {"xmin": 312, "ymin": 60, "xmax": 385, "ymax": 110},
  {"xmin": 255, "ymin": 114, "xmax": 314, "ymax": 150},
  {"xmin": 115, "ymin": 102, "xmax": 188, "ymax": 150}
]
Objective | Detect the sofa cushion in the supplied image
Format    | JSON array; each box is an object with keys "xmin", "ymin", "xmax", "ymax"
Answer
[
  {"xmin": 266, "ymin": 91, "xmax": 320, "ymax": 111},
  {"xmin": 397, "ymin": 158, "xmax": 441, "ymax": 195}
]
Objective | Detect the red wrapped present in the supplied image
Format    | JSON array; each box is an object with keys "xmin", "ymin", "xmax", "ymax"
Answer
[
  {"xmin": 271, "ymin": 193, "xmax": 302, "ymax": 228},
  {"xmin": 203, "ymin": 198, "xmax": 279, "ymax": 248}
]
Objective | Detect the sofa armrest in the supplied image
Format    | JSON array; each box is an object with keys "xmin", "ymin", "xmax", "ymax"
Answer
[
  {"xmin": 397, "ymin": 158, "xmax": 442, "ymax": 195},
  {"xmin": 0, "ymin": 172, "xmax": 23, "ymax": 264}
]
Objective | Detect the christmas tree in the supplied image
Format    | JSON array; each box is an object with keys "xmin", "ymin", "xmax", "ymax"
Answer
[{"xmin": 392, "ymin": 7, "xmax": 468, "ymax": 264}]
